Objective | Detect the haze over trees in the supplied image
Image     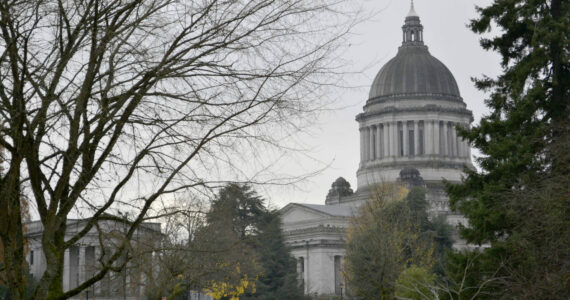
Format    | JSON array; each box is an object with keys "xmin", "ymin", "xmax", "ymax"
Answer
[
  {"xmin": 445, "ymin": 0, "xmax": 569, "ymax": 298},
  {"xmin": 0, "ymin": 0, "xmax": 357, "ymax": 299}
]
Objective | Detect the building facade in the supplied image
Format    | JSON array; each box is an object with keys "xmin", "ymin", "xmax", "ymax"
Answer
[
  {"xmin": 25, "ymin": 219, "xmax": 161, "ymax": 300},
  {"xmin": 281, "ymin": 3, "xmax": 474, "ymax": 297}
]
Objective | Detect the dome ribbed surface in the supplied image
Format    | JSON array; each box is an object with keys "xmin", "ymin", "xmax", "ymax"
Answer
[{"xmin": 368, "ymin": 46, "xmax": 460, "ymax": 100}]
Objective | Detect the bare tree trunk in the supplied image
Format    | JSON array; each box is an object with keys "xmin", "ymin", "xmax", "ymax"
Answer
[
  {"xmin": 0, "ymin": 1, "xmax": 359, "ymax": 299},
  {"xmin": 36, "ymin": 224, "xmax": 66, "ymax": 300},
  {"xmin": 0, "ymin": 164, "xmax": 25, "ymax": 300}
]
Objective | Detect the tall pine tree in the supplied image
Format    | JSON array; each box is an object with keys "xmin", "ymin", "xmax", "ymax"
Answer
[
  {"xmin": 201, "ymin": 184, "xmax": 302, "ymax": 299},
  {"xmin": 446, "ymin": 0, "xmax": 569, "ymax": 298},
  {"xmin": 244, "ymin": 210, "xmax": 303, "ymax": 300}
]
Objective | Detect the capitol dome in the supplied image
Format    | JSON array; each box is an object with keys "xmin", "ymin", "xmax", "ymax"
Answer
[
  {"xmin": 368, "ymin": 46, "xmax": 461, "ymax": 101},
  {"xmin": 355, "ymin": 2, "xmax": 474, "ymax": 193}
]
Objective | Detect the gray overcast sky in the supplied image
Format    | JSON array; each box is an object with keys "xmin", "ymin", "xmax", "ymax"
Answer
[{"xmin": 262, "ymin": 0, "xmax": 503, "ymax": 209}]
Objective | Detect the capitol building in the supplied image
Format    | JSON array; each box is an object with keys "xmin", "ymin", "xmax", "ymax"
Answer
[{"xmin": 281, "ymin": 3, "xmax": 474, "ymax": 297}]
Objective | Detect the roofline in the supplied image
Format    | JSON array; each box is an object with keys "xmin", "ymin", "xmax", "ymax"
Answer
[{"xmin": 280, "ymin": 203, "xmax": 339, "ymax": 217}]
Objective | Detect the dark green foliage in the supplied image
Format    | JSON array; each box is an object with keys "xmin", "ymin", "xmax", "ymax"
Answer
[
  {"xmin": 445, "ymin": 0, "xmax": 569, "ymax": 298},
  {"xmin": 427, "ymin": 216, "xmax": 454, "ymax": 276},
  {"xmin": 207, "ymin": 184, "xmax": 267, "ymax": 240},
  {"xmin": 405, "ymin": 189, "xmax": 454, "ymax": 277},
  {"xmin": 203, "ymin": 184, "xmax": 302, "ymax": 299},
  {"xmin": 404, "ymin": 187, "xmax": 431, "ymax": 231},
  {"xmin": 0, "ymin": 273, "xmax": 36, "ymax": 300},
  {"xmin": 0, "ymin": 284, "xmax": 8, "ymax": 300},
  {"xmin": 244, "ymin": 211, "xmax": 303, "ymax": 300}
]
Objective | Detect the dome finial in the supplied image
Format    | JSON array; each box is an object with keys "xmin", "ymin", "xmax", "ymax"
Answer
[{"xmin": 407, "ymin": 0, "xmax": 418, "ymax": 17}]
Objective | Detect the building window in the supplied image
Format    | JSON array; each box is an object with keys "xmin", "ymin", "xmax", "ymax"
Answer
[{"xmin": 30, "ymin": 250, "xmax": 34, "ymax": 265}]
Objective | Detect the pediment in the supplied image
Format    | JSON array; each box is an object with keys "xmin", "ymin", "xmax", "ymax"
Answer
[{"xmin": 280, "ymin": 204, "xmax": 330, "ymax": 225}]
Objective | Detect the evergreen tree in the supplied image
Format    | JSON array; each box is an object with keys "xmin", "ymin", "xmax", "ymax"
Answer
[
  {"xmin": 404, "ymin": 188, "xmax": 453, "ymax": 276},
  {"xmin": 446, "ymin": 0, "xmax": 569, "ymax": 298},
  {"xmin": 244, "ymin": 211, "xmax": 302, "ymax": 300},
  {"xmin": 200, "ymin": 184, "xmax": 302, "ymax": 299},
  {"xmin": 198, "ymin": 184, "xmax": 267, "ymax": 299},
  {"xmin": 207, "ymin": 184, "xmax": 266, "ymax": 240}
]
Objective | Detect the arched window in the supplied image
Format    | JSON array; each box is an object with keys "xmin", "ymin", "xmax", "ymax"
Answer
[{"xmin": 411, "ymin": 31, "xmax": 415, "ymax": 41}]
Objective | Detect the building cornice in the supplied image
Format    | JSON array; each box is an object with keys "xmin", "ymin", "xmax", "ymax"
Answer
[
  {"xmin": 366, "ymin": 93, "xmax": 464, "ymax": 106},
  {"xmin": 284, "ymin": 224, "xmax": 346, "ymax": 237},
  {"xmin": 357, "ymin": 159, "xmax": 473, "ymax": 173},
  {"xmin": 356, "ymin": 104, "xmax": 474, "ymax": 122}
]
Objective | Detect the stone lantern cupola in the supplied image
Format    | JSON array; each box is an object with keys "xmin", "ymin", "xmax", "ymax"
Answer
[{"xmin": 402, "ymin": 1, "xmax": 424, "ymax": 46}]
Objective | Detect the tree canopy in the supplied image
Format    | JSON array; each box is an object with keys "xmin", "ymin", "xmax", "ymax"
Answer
[
  {"xmin": 0, "ymin": 0, "xmax": 356, "ymax": 299},
  {"xmin": 446, "ymin": 0, "xmax": 569, "ymax": 298},
  {"xmin": 344, "ymin": 184, "xmax": 447, "ymax": 299},
  {"xmin": 156, "ymin": 184, "xmax": 301, "ymax": 300}
]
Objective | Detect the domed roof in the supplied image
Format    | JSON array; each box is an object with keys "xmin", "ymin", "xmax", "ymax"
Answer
[
  {"xmin": 368, "ymin": 47, "xmax": 461, "ymax": 100},
  {"xmin": 368, "ymin": 4, "xmax": 461, "ymax": 101}
]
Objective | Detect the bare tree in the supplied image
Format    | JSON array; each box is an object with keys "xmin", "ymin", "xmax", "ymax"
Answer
[{"xmin": 0, "ymin": 0, "xmax": 357, "ymax": 299}]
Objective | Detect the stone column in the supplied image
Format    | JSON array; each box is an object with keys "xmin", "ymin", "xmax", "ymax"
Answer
[
  {"xmin": 403, "ymin": 121, "xmax": 409, "ymax": 157},
  {"xmin": 391, "ymin": 122, "xmax": 398, "ymax": 157},
  {"xmin": 383, "ymin": 123, "xmax": 390, "ymax": 158},
  {"xmin": 457, "ymin": 124, "xmax": 464, "ymax": 158},
  {"xmin": 443, "ymin": 122, "xmax": 449, "ymax": 157},
  {"xmin": 78, "ymin": 246, "xmax": 86, "ymax": 287},
  {"xmin": 63, "ymin": 249, "xmax": 70, "ymax": 291},
  {"xmin": 94, "ymin": 247, "xmax": 101, "ymax": 295},
  {"xmin": 376, "ymin": 124, "xmax": 383, "ymax": 160},
  {"xmin": 414, "ymin": 121, "xmax": 420, "ymax": 156},
  {"xmin": 461, "ymin": 123, "xmax": 470, "ymax": 158},
  {"xmin": 359, "ymin": 128, "xmax": 365, "ymax": 164},
  {"xmin": 388, "ymin": 122, "xmax": 394, "ymax": 157},
  {"xmin": 363, "ymin": 127, "xmax": 370, "ymax": 162},
  {"xmin": 426, "ymin": 120, "xmax": 433, "ymax": 155},
  {"xmin": 434, "ymin": 121, "xmax": 441, "ymax": 157},
  {"xmin": 451, "ymin": 124, "xmax": 457, "ymax": 157},
  {"xmin": 368, "ymin": 125, "xmax": 376, "ymax": 161}
]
